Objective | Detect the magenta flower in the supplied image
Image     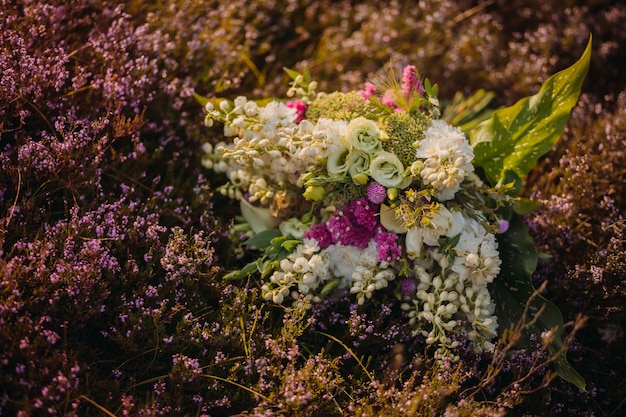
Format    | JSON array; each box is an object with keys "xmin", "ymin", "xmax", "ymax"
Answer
[
  {"xmin": 374, "ymin": 229, "xmax": 402, "ymax": 263},
  {"xmin": 326, "ymin": 211, "xmax": 355, "ymax": 245},
  {"xmin": 349, "ymin": 198, "xmax": 379, "ymax": 231},
  {"xmin": 303, "ymin": 223, "xmax": 333, "ymax": 248},
  {"xmin": 401, "ymin": 65, "xmax": 425, "ymax": 97}
]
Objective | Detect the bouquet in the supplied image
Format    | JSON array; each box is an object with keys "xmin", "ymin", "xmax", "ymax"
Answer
[{"xmin": 199, "ymin": 38, "xmax": 591, "ymax": 384}]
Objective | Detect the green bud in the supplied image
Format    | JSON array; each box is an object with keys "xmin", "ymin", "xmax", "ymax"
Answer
[
  {"xmin": 303, "ymin": 185, "xmax": 325, "ymax": 201},
  {"xmin": 300, "ymin": 212, "xmax": 313, "ymax": 224},
  {"xmin": 351, "ymin": 173, "xmax": 369, "ymax": 185},
  {"xmin": 387, "ymin": 187, "xmax": 399, "ymax": 201}
]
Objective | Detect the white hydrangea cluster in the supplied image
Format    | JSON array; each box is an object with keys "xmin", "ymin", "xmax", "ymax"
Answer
[
  {"xmin": 414, "ymin": 119, "xmax": 475, "ymax": 201},
  {"xmin": 203, "ymin": 98, "xmax": 347, "ymax": 204}
]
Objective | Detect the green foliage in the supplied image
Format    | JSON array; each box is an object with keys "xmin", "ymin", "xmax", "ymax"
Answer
[
  {"xmin": 470, "ymin": 36, "xmax": 592, "ymax": 193},
  {"xmin": 492, "ymin": 217, "xmax": 586, "ymax": 389},
  {"xmin": 460, "ymin": 38, "xmax": 593, "ymax": 390}
]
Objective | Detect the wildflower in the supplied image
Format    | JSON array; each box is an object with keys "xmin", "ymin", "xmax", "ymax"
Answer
[{"xmin": 286, "ymin": 99, "xmax": 307, "ymax": 123}]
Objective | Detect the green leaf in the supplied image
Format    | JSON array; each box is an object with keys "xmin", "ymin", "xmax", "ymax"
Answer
[
  {"xmin": 283, "ymin": 67, "xmax": 301, "ymax": 81},
  {"xmin": 243, "ymin": 229, "xmax": 283, "ymax": 249},
  {"xmin": 303, "ymin": 67, "xmax": 312, "ymax": 84},
  {"xmin": 223, "ymin": 261, "xmax": 259, "ymax": 281},
  {"xmin": 492, "ymin": 216, "xmax": 586, "ymax": 389},
  {"xmin": 320, "ymin": 277, "xmax": 341, "ymax": 297},
  {"xmin": 281, "ymin": 238, "xmax": 303, "ymax": 252},
  {"xmin": 193, "ymin": 92, "xmax": 211, "ymax": 107},
  {"xmin": 470, "ymin": 36, "xmax": 592, "ymax": 192},
  {"xmin": 512, "ymin": 197, "xmax": 542, "ymax": 215}
]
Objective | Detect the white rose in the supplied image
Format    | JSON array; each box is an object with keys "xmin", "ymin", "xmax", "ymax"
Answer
[
  {"xmin": 369, "ymin": 151, "xmax": 406, "ymax": 188},
  {"xmin": 347, "ymin": 149, "xmax": 371, "ymax": 178},
  {"xmin": 345, "ymin": 117, "xmax": 381, "ymax": 153},
  {"xmin": 326, "ymin": 145, "xmax": 350, "ymax": 177}
]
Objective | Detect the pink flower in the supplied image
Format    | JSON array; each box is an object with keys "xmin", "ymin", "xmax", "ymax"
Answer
[
  {"xmin": 401, "ymin": 65, "xmax": 424, "ymax": 97},
  {"xmin": 286, "ymin": 99, "xmax": 307, "ymax": 123},
  {"xmin": 326, "ymin": 211, "xmax": 355, "ymax": 245},
  {"xmin": 349, "ymin": 198, "xmax": 378, "ymax": 231},
  {"xmin": 358, "ymin": 82, "xmax": 376, "ymax": 100},
  {"xmin": 374, "ymin": 229, "xmax": 402, "ymax": 263}
]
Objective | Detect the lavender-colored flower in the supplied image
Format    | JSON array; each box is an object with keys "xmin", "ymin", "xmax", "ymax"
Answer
[
  {"xmin": 497, "ymin": 219, "xmax": 509, "ymax": 234},
  {"xmin": 367, "ymin": 182, "xmax": 387, "ymax": 204},
  {"xmin": 400, "ymin": 278, "xmax": 418, "ymax": 295}
]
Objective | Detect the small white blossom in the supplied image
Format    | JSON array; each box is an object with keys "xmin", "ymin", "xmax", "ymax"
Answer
[
  {"xmin": 452, "ymin": 218, "xmax": 502, "ymax": 286},
  {"xmin": 415, "ymin": 120, "xmax": 474, "ymax": 201}
]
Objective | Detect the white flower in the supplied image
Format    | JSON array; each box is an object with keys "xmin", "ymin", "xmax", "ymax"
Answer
[
  {"xmin": 347, "ymin": 149, "xmax": 371, "ymax": 178},
  {"xmin": 324, "ymin": 244, "xmax": 363, "ymax": 288},
  {"xmin": 415, "ymin": 120, "xmax": 474, "ymax": 201},
  {"xmin": 345, "ymin": 117, "xmax": 381, "ymax": 153},
  {"xmin": 451, "ymin": 218, "xmax": 501, "ymax": 286},
  {"xmin": 369, "ymin": 151, "xmax": 406, "ymax": 188},
  {"xmin": 258, "ymin": 101, "xmax": 298, "ymax": 134},
  {"xmin": 243, "ymin": 100, "xmax": 259, "ymax": 116},
  {"xmin": 279, "ymin": 217, "xmax": 310, "ymax": 239},
  {"xmin": 405, "ymin": 206, "xmax": 466, "ymax": 259},
  {"xmin": 464, "ymin": 285, "xmax": 499, "ymax": 345},
  {"xmin": 326, "ymin": 145, "xmax": 350, "ymax": 177}
]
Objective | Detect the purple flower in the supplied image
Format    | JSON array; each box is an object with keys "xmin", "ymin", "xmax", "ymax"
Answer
[
  {"xmin": 401, "ymin": 278, "xmax": 417, "ymax": 295},
  {"xmin": 303, "ymin": 223, "xmax": 333, "ymax": 248},
  {"xmin": 367, "ymin": 182, "xmax": 387, "ymax": 204},
  {"xmin": 326, "ymin": 211, "xmax": 354, "ymax": 245},
  {"xmin": 374, "ymin": 229, "xmax": 402, "ymax": 262},
  {"xmin": 349, "ymin": 198, "xmax": 379, "ymax": 231}
]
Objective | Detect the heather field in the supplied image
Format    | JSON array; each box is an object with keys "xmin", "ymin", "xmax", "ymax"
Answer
[{"xmin": 1, "ymin": 1, "xmax": 625, "ymax": 416}]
